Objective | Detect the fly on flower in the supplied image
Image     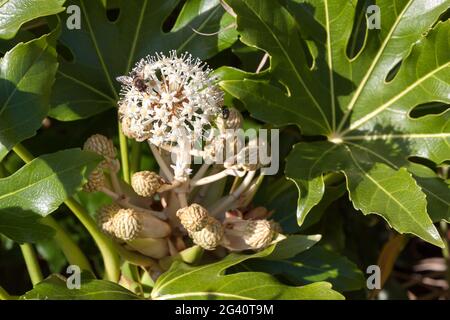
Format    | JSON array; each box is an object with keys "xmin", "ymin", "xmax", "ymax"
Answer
[{"xmin": 117, "ymin": 51, "xmax": 224, "ymax": 146}]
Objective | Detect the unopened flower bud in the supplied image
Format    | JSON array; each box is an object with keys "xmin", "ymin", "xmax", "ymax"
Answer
[
  {"xmin": 83, "ymin": 134, "xmax": 116, "ymax": 160},
  {"xmin": 243, "ymin": 220, "xmax": 274, "ymax": 250},
  {"xmin": 83, "ymin": 168, "xmax": 105, "ymax": 192},
  {"xmin": 112, "ymin": 208, "xmax": 171, "ymax": 241},
  {"xmin": 131, "ymin": 171, "xmax": 165, "ymax": 197},
  {"xmin": 97, "ymin": 203, "xmax": 121, "ymax": 237},
  {"xmin": 191, "ymin": 217, "xmax": 224, "ymax": 250},
  {"xmin": 176, "ymin": 204, "xmax": 209, "ymax": 233},
  {"xmin": 222, "ymin": 218, "xmax": 278, "ymax": 251}
]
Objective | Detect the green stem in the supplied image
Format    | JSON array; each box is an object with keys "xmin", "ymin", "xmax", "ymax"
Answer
[
  {"xmin": 20, "ymin": 244, "xmax": 43, "ymax": 285},
  {"xmin": 41, "ymin": 217, "xmax": 93, "ymax": 272},
  {"xmin": 12, "ymin": 144, "xmax": 93, "ymax": 272},
  {"xmin": 323, "ymin": 172, "xmax": 345, "ymax": 185},
  {"xmin": 118, "ymin": 122, "xmax": 130, "ymax": 183},
  {"xmin": 0, "ymin": 285, "xmax": 15, "ymax": 300},
  {"xmin": 12, "ymin": 144, "xmax": 34, "ymax": 163},
  {"xmin": 7, "ymin": 147, "xmax": 44, "ymax": 285},
  {"xmin": 12, "ymin": 143, "xmax": 120, "ymax": 282},
  {"xmin": 130, "ymin": 141, "xmax": 141, "ymax": 175},
  {"xmin": 114, "ymin": 243, "xmax": 156, "ymax": 267},
  {"xmin": 65, "ymin": 198, "xmax": 120, "ymax": 282}
]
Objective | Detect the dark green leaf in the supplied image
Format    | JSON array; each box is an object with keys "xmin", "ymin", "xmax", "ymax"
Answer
[
  {"xmin": 220, "ymin": 0, "xmax": 450, "ymax": 246},
  {"xmin": 243, "ymin": 246, "xmax": 365, "ymax": 292},
  {"xmin": 0, "ymin": 0, "xmax": 65, "ymax": 39},
  {"xmin": 0, "ymin": 31, "xmax": 58, "ymax": 160},
  {"xmin": 50, "ymin": 0, "xmax": 237, "ymax": 120},
  {"xmin": 22, "ymin": 273, "xmax": 140, "ymax": 300},
  {"xmin": 152, "ymin": 245, "xmax": 343, "ymax": 300},
  {"xmin": 407, "ymin": 163, "xmax": 450, "ymax": 223},
  {"xmin": 0, "ymin": 149, "xmax": 101, "ymax": 216},
  {"xmin": 266, "ymin": 234, "xmax": 321, "ymax": 260},
  {"xmin": 0, "ymin": 207, "xmax": 54, "ymax": 243}
]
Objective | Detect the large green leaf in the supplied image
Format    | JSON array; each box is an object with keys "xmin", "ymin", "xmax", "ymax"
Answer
[
  {"xmin": 220, "ymin": 0, "xmax": 450, "ymax": 246},
  {"xmin": 151, "ymin": 245, "xmax": 343, "ymax": 300},
  {"xmin": 265, "ymin": 234, "xmax": 321, "ymax": 260},
  {"xmin": 0, "ymin": 31, "xmax": 58, "ymax": 160},
  {"xmin": 50, "ymin": 0, "xmax": 237, "ymax": 120},
  {"xmin": 242, "ymin": 246, "xmax": 365, "ymax": 292},
  {"xmin": 407, "ymin": 163, "xmax": 450, "ymax": 223},
  {"xmin": 0, "ymin": 149, "xmax": 101, "ymax": 217},
  {"xmin": 0, "ymin": 0, "xmax": 65, "ymax": 39},
  {"xmin": 0, "ymin": 207, "xmax": 54, "ymax": 243},
  {"xmin": 22, "ymin": 273, "xmax": 140, "ymax": 300}
]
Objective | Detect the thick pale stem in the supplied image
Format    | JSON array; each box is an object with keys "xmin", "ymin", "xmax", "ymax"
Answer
[
  {"xmin": 20, "ymin": 244, "xmax": 43, "ymax": 285},
  {"xmin": 239, "ymin": 174, "xmax": 265, "ymax": 208},
  {"xmin": 114, "ymin": 243, "xmax": 156, "ymax": 267},
  {"xmin": 210, "ymin": 170, "xmax": 256, "ymax": 216},
  {"xmin": 190, "ymin": 168, "xmax": 245, "ymax": 187},
  {"xmin": 191, "ymin": 163, "xmax": 210, "ymax": 182},
  {"xmin": 157, "ymin": 180, "xmax": 182, "ymax": 193},
  {"xmin": 148, "ymin": 142, "xmax": 174, "ymax": 181},
  {"xmin": 177, "ymin": 191, "xmax": 188, "ymax": 208},
  {"xmin": 175, "ymin": 181, "xmax": 189, "ymax": 208},
  {"xmin": 109, "ymin": 166, "xmax": 123, "ymax": 195}
]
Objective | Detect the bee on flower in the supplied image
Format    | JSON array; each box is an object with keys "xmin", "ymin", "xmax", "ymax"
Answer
[{"xmin": 117, "ymin": 50, "xmax": 223, "ymax": 147}]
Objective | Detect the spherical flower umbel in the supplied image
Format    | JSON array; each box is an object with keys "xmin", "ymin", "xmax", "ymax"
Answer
[{"xmin": 117, "ymin": 51, "xmax": 223, "ymax": 145}]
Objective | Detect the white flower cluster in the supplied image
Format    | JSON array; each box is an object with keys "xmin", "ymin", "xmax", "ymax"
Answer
[{"xmin": 117, "ymin": 51, "xmax": 223, "ymax": 146}]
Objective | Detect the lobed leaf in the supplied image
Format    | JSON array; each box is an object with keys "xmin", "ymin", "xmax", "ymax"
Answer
[
  {"xmin": 243, "ymin": 246, "xmax": 365, "ymax": 292},
  {"xmin": 22, "ymin": 273, "xmax": 140, "ymax": 300},
  {"xmin": 151, "ymin": 245, "xmax": 343, "ymax": 300},
  {"xmin": 220, "ymin": 0, "xmax": 450, "ymax": 246}
]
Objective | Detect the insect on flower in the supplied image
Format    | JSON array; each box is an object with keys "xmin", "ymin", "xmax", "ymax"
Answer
[
  {"xmin": 117, "ymin": 72, "xmax": 148, "ymax": 93},
  {"xmin": 221, "ymin": 106, "xmax": 230, "ymax": 119},
  {"xmin": 117, "ymin": 50, "xmax": 224, "ymax": 146}
]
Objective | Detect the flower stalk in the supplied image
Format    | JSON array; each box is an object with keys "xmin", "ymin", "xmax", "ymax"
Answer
[
  {"xmin": 0, "ymin": 285, "xmax": 15, "ymax": 300},
  {"xmin": 20, "ymin": 243, "xmax": 43, "ymax": 285}
]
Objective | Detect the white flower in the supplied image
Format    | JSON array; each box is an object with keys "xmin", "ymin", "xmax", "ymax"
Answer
[{"xmin": 117, "ymin": 51, "xmax": 223, "ymax": 146}]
